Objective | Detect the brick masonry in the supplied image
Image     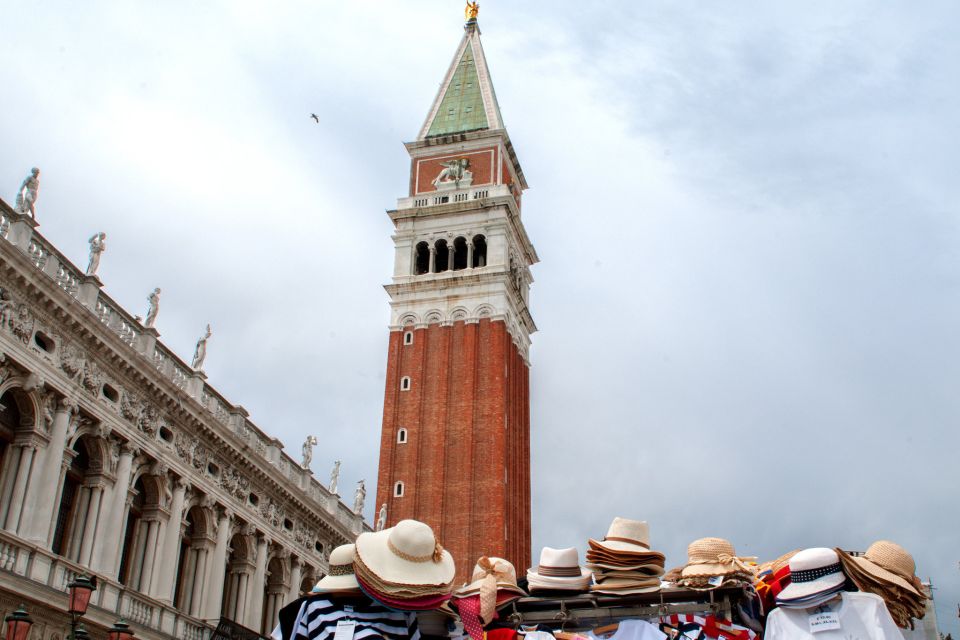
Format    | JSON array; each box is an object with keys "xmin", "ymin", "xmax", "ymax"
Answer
[{"xmin": 376, "ymin": 318, "xmax": 532, "ymax": 583}]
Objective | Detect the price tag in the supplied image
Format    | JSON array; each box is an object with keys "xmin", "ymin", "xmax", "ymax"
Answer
[
  {"xmin": 808, "ymin": 612, "xmax": 841, "ymax": 633},
  {"xmin": 707, "ymin": 576, "xmax": 724, "ymax": 587},
  {"xmin": 334, "ymin": 620, "xmax": 356, "ymax": 640}
]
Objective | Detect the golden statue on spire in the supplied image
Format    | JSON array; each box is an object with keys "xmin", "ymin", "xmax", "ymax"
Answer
[{"xmin": 465, "ymin": 1, "xmax": 479, "ymax": 21}]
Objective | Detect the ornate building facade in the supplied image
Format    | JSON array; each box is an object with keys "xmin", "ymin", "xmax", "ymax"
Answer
[
  {"xmin": 375, "ymin": 14, "xmax": 537, "ymax": 582},
  {"xmin": 0, "ymin": 201, "xmax": 366, "ymax": 640}
]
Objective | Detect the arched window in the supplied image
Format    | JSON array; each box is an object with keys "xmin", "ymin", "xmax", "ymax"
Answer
[
  {"xmin": 393, "ymin": 481, "xmax": 404, "ymax": 497},
  {"xmin": 223, "ymin": 532, "xmax": 254, "ymax": 622},
  {"xmin": 434, "ymin": 239, "xmax": 449, "ymax": 272},
  {"xmin": 472, "ymin": 235, "xmax": 487, "ymax": 268},
  {"xmin": 397, "ymin": 428, "xmax": 408, "ymax": 444},
  {"xmin": 51, "ymin": 438, "xmax": 90, "ymax": 559},
  {"xmin": 414, "ymin": 242, "xmax": 430, "ymax": 275},
  {"xmin": 0, "ymin": 388, "xmax": 37, "ymax": 533},
  {"xmin": 263, "ymin": 555, "xmax": 289, "ymax": 635},
  {"xmin": 453, "ymin": 237, "xmax": 468, "ymax": 270},
  {"xmin": 0, "ymin": 392, "xmax": 20, "ymax": 523},
  {"xmin": 403, "ymin": 331, "xmax": 414, "ymax": 346},
  {"xmin": 175, "ymin": 506, "xmax": 211, "ymax": 616},
  {"xmin": 118, "ymin": 478, "xmax": 146, "ymax": 585},
  {"xmin": 400, "ymin": 377, "xmax": 411, "ymax": 391}
]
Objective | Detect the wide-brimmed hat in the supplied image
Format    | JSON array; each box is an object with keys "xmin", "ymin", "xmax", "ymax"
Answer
[
  {"xmin": 354, "ymin": 519, "xmax": 455, "ymax": 588},
  {"xmin": 456, "ymin": 557, "xmax": 527, "ymax": 598},
  {"xmin": 680, "ymin": 538, "xmax": 756, "ymax": 579},
  {"xmin": 589, "ymin": 518, "xmax": 665, "ymax": 558},
  {"xmin": 527, "ymin": 547, "xmax": 591, "ymax": 591},
  {"xmin": 847, "ymin": 541, "xmax": 923, "ymax": 597},
  {"xmin": 776, "ymin": 548, "xmax": 846, "ymax": 602},
  {"xmin": 312, "ymin": 544, "xmax": 361, "ymax": 593}
]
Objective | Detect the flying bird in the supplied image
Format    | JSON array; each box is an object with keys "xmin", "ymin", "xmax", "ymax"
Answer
[{"xmin": 310, "ymin": 113, "xmax": 319, "ymax": 123}]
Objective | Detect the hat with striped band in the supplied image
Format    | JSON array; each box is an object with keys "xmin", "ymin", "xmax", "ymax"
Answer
[
  {"xmin": 776, "ymin": 547, "xmax": 847, "ymax": 602},
  {"xmin": 312, "ymin": 543, "xmax": 361, "ymax": 594},
  {"xmin": 526, "ymin": 547, "xmax": 592, "ymax": 592}
]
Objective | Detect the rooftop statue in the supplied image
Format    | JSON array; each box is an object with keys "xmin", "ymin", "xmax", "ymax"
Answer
[
  {"xmin": 191, "ymin": 324, "xmax": 212, "ymax": 370},
  {"xmin": 14, "ymin": 168, "xmax": 40, "ymax": 219},
  {"xmin": 353, "ymin": 479, "xmax": 366, "ymax": 514},
  {"xmin": 301, "ymin": 435, "xmax": 318, "ymax": 470},
  {"xmin": 86, "ymin": 232, "xmax": 107, "ymax": 276},
  {"xmin": 376, "ymin": 503, "xmax": 387, "ymax": 531},
  {"xmin": 465, "ymin": 1, "xmax": 479, "ymax": 21},
  {"xmin": 329, "ymin": 459, "xmax": 341, "ymax": 494},
  {"xmin": 145, "ymin": 288, "xmax": 161, "ymax": 328}
]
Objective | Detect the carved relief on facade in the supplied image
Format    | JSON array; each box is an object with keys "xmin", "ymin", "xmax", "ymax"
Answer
[{"xmin": 10, "ymin": 303, "xmax": 35, "ymax": 344}]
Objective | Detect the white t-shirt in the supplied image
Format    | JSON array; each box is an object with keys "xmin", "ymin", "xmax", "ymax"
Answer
[
  {"xmin": 587, "ymin": 619, "xmax": 668, "ymax": 640},
  {"xmin": 765, "ymin": 592, "xmax": 904, "ymax": 640}
]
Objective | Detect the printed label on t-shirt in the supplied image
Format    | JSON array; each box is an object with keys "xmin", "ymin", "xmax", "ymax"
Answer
[
  {"xmin": 808, "ymin": 612, "xmax": 841, "ymax": 633},
  {"xmin": 334, "ymin": 620, "xmax": 356, "ymax": 640}
]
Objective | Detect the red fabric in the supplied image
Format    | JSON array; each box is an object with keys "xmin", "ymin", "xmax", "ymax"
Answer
[
  {"xmin": 486, "ymin": 630, "xmax": 519, "ymax": 640},
  {"xmin": 456, "ymin": 596, "xmax": 484, "ymax": 640}
]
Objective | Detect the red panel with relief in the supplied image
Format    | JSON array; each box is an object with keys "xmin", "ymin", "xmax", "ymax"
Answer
[{"xmin": 412, "ymin": 147, "xmax": 499, "ymax": 195}]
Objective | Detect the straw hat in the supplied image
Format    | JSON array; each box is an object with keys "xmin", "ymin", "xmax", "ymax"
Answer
[
  {"xmin": 354, "ymin": 519, "xmax": 455, "ymax": 587},
  {"xmin": 589, "ymin": 518, "xmax": 664, "ymax": 557},
  {"xmin": 526, "ymin": 547, "xmax": 591, "ymax": 590},
  {"xmin": 456, "ymin": 557, "xmax": 527, "ymax": 598},
  {"xmin": 680, "ymin": 538, "xmax": 756, "ymax": 579},
  {"xmin": 312, "ymin": 544, "xmax": 361, "ymax": 593},
  {"xmin": 848, "ymin": 541, "xmax": 923, "ymax": 597},
  {"xmin": 776, "ymin": 547, "xmax": 846, "ymax": 602}
]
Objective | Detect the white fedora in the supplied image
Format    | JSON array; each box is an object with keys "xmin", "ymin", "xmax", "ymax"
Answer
[
  {"xmin": 526, "ymin": 547, "xmax": 591, "ymax": 591},
  {"xmin": 312, "ymin": 544, "xmax": 361, "ymax": 594},
  {"xmin": 354, "ymin": 519, "xmax": 456, "ymax": 587},
  {"xmin": 777, "ymin": 547, "xmax": 847, "ymax": 602}
]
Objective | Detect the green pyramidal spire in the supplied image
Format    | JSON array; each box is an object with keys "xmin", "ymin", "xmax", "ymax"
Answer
[{"xmin": 418, "ymin": 21, "xmax": 505, "ymax": 140}]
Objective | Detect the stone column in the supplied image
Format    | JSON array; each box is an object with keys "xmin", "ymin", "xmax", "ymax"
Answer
[
  {"xmin": 245, "ymin": 536, "xmax": 269, "ymax": 631},
  {"xmin": 92, "ymin": 443, "xmax": 136, "ymax": 575},
  {"xmin": 152, "ymin": 478, "xmax": 189, "ymax": 602},
  {"xmin": 428, "ymin": 245, "xmax": 437, "ymax": 273},
  {"xmin": 188, "ymin": 540, "xmax": 212, "ymax": 617},
  {"xmin": 203, "ymin": 508, "xmax": 232, "ymax": 622},
  {"xmin": 138, "ymin": 517, "xmax": 162, "ymax": 593},
  {"xmin": 467, "ymin": 241, "xmax": 474, "ymax": 269},
  {"xmin": 449, "ymin": 241, "xmax": 457, "ymax": 270},
  {"xmin": 234, "ymin": 569, "xmax": 250, "ymax": 623},
  {"xmin": 78, "ymin": 482, "xmax": 105, "ymax": 565},
  {"xmin": 287, "ymin": 556, "xmax": 302, "ymax": 602},
  {"xmin": 22, "ymin": 399, "xmax": 75, "ymax": 543},
  {"xmin": 2, "ymin": 443, "xmax": 37, "ymax": 531}
]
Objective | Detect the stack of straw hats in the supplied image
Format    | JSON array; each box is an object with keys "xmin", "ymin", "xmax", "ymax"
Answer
[
  {"xmin": 837, "ymin": 541, "xmax": 928, "ymax": 628},
  {"xmin": 526, "ymin": 547, "xmax": 592, "ymax": 593},
  {"xmin": 586, "ymin": 518, "xmax": 665, "ymax": 595},
  {"xmin": 677, "ymin": 537, "xmax": 757, "ymax": 590},
  {"xmin": 312, "ymin": 543, "xmax": 362, "ymax": 595},
  {"xmin": 353, "ymin": 519, "xmax": 456, "ymax": 610},
  {"xmin": 775, "ymin": 548, "xmax": 847, "ymax": 609}
]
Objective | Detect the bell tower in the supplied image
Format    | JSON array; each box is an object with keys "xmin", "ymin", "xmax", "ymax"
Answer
[{"xmin": 375, "ymin": 8, "xmax": 537, "ymax": 581}]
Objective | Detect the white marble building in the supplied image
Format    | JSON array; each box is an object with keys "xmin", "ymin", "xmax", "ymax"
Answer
[{"xmin": 0, "ymin": 200, "xmax": 366, "ymax": 640}]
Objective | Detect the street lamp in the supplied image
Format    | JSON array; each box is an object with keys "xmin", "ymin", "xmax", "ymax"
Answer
[
  {"xmin": 107, "ymin": 619, "xmax": 135, "ymax": 640},
  {"xmin": 66, "ymin": 575, "xmax": 97, "ymax": 640},
  {"xmin": 4, "ymin": 605, "xmax": 33, "ymax": 640}
]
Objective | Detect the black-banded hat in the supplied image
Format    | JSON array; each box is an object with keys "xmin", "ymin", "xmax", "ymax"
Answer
[
  {"xmin": 777, "ymin": 547, "xmax": 847, "ymax": 601},
  {"xmin": 312, "ymin": 544, "xmax": 361, "ymax": 594}
]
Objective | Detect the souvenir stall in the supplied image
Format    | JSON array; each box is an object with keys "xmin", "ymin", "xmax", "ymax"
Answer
[{"xmin": 273, "ymin": 518, "xmax": 928, "ymax": 640}]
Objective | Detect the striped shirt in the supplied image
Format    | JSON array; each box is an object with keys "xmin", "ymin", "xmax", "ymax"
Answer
[{"xmin": 289, "ymin": 597, "xmax": 420, "ymax": 640}]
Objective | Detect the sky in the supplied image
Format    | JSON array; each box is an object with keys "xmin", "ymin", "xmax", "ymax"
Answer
[{"xmin": 2, "ymin": 0, "xmax": 958, "ymax": 634}]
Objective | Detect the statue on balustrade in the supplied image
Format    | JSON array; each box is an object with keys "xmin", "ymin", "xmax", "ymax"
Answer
[
  {"xmin": 376, "ymin": 503, "xmax": 387, "ymax": 531},
  {"xmin": 145, "ymin": 288, "xmax": 161, "ymax": 328},
  {"xmin": 191, "ymin": 323, "xmax": 212, "ymax": 370},
  {"xmin": 353, "ymin": 479, "xmax": 366, "ymax": 515},
  {"xmin": 14, "ymin": 168, "xmax": 40, "ymax": 218},
  {"xmin": 301, "ymin": 435, "xmax": 318, "ymax": 470},
  {"xmin": 86, "ymin": 232, "xmax": 107, "ymax": 276},
  {"xmin": 329, "ymin": 459, "xmax": 341, "ymax": 494}
]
